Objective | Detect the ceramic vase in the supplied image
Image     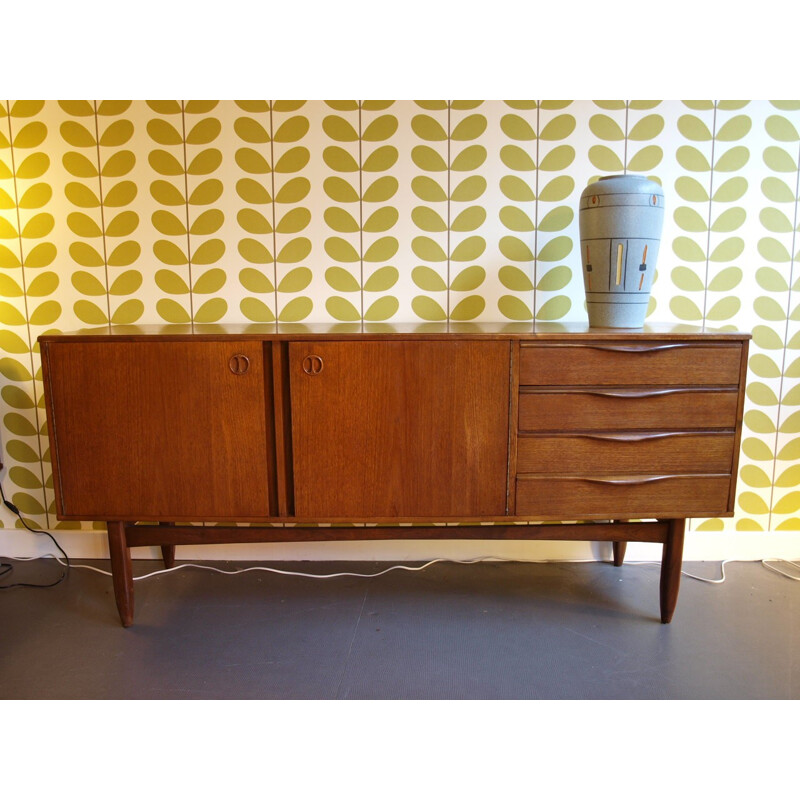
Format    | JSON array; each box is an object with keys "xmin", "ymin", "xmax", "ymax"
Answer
[{"xmin": 579, "ymin": 174, "xmax": 665, "ymax": 328}]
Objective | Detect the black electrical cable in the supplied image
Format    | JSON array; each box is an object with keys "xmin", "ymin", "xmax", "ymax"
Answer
[{"xmin": 0, "ymin": 481, "xmax": 69, "ymax": 589}]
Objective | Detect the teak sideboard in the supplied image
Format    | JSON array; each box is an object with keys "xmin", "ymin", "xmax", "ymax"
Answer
[{"xmin": 38, "ymin": 322, "xmax": 750, "ymax": 627}]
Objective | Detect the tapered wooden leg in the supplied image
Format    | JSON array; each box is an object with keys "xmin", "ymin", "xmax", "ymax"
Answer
[
  {"xmin": 612, "ymin": 541, "xmax": 627, "ymax": 566},
  {"xmin": 107, "ymin": 520, "xmax": 134, "ymax": 627},
  {"xmin": 659, "ymin": 518, "xmax": 686, "ymax": 624},
  {"xmin": 159, "ymin": 522, "xmax": 175, "ymax": 569}
]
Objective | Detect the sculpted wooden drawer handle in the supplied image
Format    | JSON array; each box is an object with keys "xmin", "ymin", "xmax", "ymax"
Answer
[
  {"xmin": 302, "ymin": 354, "xmax": 324, "ymax": 375},
  {"xmin": 582, "ymin": 475, "xmax": 675, "ymax": 486},
  {"xmin": 584, "ymin": 344, "xmax": 689, "ymax": 353},
  {"xmin": 578, "ymin": 432, "xmax": 692, "ymax": 442},
  {"xmin": 228, "ymin": 354, "xmax": 250, "ymax": 374},
  {"xmin": 583, "ymin": 388, "xmax": 694, "ymax": 399}
]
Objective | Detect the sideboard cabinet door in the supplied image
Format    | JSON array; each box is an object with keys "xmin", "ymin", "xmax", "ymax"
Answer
[
  {"xmin": 289, "ymin": 340, "xmax": 511, "ymax": 518},
  {"xmin": 44, "ymin": 341, "xmax": 271, "ymax": 520}
]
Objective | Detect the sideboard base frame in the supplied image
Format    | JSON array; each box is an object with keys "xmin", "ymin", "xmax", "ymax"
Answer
[{"xmin": 108, "ymin": 518, "xmax": 686, "ymax": 627}]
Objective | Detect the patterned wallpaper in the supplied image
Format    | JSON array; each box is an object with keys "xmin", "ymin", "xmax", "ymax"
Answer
[{"xmin": 1, "ymin": 100, "xmax": 799, "ymax": 536}]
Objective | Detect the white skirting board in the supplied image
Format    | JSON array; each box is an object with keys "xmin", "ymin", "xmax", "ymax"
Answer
[{"xmin": 2, "ymin": 527, "xmax": 800, "ymax": 563}]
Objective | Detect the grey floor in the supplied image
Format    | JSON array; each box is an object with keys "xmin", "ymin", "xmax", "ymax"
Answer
[{"xmin": 1, "ymin": 556, "xmax": 797, "ymax": 699}]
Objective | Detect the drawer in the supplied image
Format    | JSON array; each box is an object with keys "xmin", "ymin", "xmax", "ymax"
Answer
[
  {"xmin": 518, "ymin": 387, "xmax": 739, "ymax": 432},
  {"xmin": 519, "ymin": 342, "xmax": 742, "ymax": 386},
  {"xmin": 515, "ymin": 474, "xmax": 732, "ymax": 518},
  {"xmin": 517, "ymin": 432, "xmax": 735, "ymax": 474}
]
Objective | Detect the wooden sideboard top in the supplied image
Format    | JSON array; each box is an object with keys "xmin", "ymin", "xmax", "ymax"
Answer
[{"xmin": 38, "ymin": 321, "xmax": 752, "ymax": 342}]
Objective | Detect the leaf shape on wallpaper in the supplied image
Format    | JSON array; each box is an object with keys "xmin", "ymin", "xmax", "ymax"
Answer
[
  {"xmin": 761, "ymin": 176, "xmax": 795, "ymax": 204},
  {"xmin": 450, "ymin": 176, "xmax": 486, "ymax": 202},
  {"xmin": 708, "ymin": 266, "xmax": 742, "ymax": 292},
  {"xmin": 6, "ymin": 439, "xmax": 40, "ymax": 463},
  {"xmin": 744, "ymin": 409, "xmax": 777, "ymax": 433},
  {"xmin": 184, "ymin": 101, "xmax": 219, "ymax": 115},
  {"xmin": 673, "ymin": 207, "xmax": 707, "ymax": 233},
  {"xmin": 274, "ymin": 146, "xmax": 310, "ymax": 174},
  {"xmin": 111, "ymin": 299, "xmax": 144, "ymax": 325},
  {"xmin": 783, "ymin": 355, "xmax": 800, "ymax": 378},
  {"xmin": 240, "ymin": 267, "xmax": 274, "ymax": 294},
  {"xmin": 3, "ymin": 412, "xmax": 37, "ymax": 437},
  {"xmin": 589, "ymin": 145, "xmax": 624, "ymax": 172},
  {"xmin": 710, "ymin": 207, "xmax": 746, "ymax": 233},
  {"xmin": 741, "ymin": 437, "xmax": 774, "ymax": 461},
  {"xmin": 450, "ymin": 266, "xmax": 485, "ymax": 292},
  {"xmin": 538, "ymin": 175, "xmax": 574, "ymax": 202},
  {"xmin": 109, "ymin": 270, "xmax": 142, "ymax": 296},
  {"xmin": 97, "ymin": 100, "xmax": 131, "ymax": 116},
  {"xmin": 104, "ymin": 180, "xmax": 137, "ymax": 208},
  {"xmin": 716, "ymin": 101, "xmax": 749, "ymax": 110},
  {"xmin": 499, "ymin": 175, "xmax": 535, "ymax": 203},
  {"xmin": 737, "ymin": 492, "xmax": 769, "ymax": 515},
  {"xmin": 273, "ymin": 176, "xmax": 308, "ymax": 205},
  {"xmin": 324, "ymin": 237, "xmax": 359, "ymax": 263},
  {"xmin": 758, "ymin": 236, "xmax": 791, "ymax": 263},
  {"xmin": 412, "ymin": 266, "xmax": 447, "ymax": 292},
  {"xmin": 0, "ymin": 273, "xmax": 22, "ymax": 297},
  {"xmin": 59, "ymin": 121, "xmax": 96, "ymax": 150},
  {"xmin": 714, "ymin": 115, "xmax": 751, "ymax": 142},
  {"xmin": 449, "ymin": 101, "xmax": 482, "ymax": 111},
  {"xmin": 537, "ymin": 236, "xmax": 572, "ymax": 262},
  {"xmin": 278, "ymin": 296, "xmax": 313, "ymax": 322},
  {"xmin": 412, "ymin": 236, "xmax": 447, "ymax": 263},
  {"xmin": 499, "ymin": 206, "xmax": 534, "ymax": 233},
  {"xmin": 450, "ymin": 236, "xmax": 485, "ymax": 262},
  {"xmin": 102, "ymin": 150, "xmax": 136, "ymax": 178},
  {"xmin": 188, "ymin": 149, "xmax": 222, "ymax": 176},
  {"xmin": 274, "ymin": 116, "xmax": 310, "ymax": 144},
  {"xmin": 781, "ymin": 410, "xmax": 800, "ymax": 433},
  {"xmin": 364, "ymin": 236, "xmax": 398, "ymax": 263},
  {"xmin": 147, "ymin": 118, "xmax": 182, "ymax": 146},
  {"xmin": 674, "ymin": 176, "xmax": 709, "ymax": 203},
  {"xmin": 157, "ymin": 298, "xmax": 192, "ymax": 323},
  {"xmin": 627, "ymin": 114, "xmax": 664, "ymax": 141},
  {"xmin": 324, "ymin": 207, "xmax": 359, "ymax": 233},
  {"xmin": 18, "ymin": 152, "xmax": 51, "ymax": 179},
  {"xmin": 677, "ymin": 114, "xmax": 712, "ymax": 140},
  {"xmin": 189, "ymin": 179, "xmax": 223, "ymax": 206},
  {"xmin": 363, "ymin": 266, "xmax": 398, "ymax": 292},
  {"xmin": 709, "ymin": 236, "xmax": 744, "ymax": 262},
  {"xmin": 1, "ymin": 385, "xmax": 34, "ymax": 409},
  {"xmin": 500, "ymin": 114, "xmax": 535, "ymax": 142},
  {"xmin": 677, "ymin": 145, "xmax": 711, "ymax": 172},
  {"xmin": 0, "ymin": 330, "xmax": 30, "ymax": 353},
  {"xmin": 362, "ymin": 115, "xmax": 398, "ymax": 142},
  {"xmin": 275, "ymin": 207, "xmax": 310, "ymax": 235},
  {"xmin": 759, "ymin": 207, "xmax": 793, "ymax": 234},
  {"xmin": 536, "ymin": 266, "xmax": 571, "ymax": 292},
  {"xmin": 589, "ymin": 114, "xmax": 624, "ymax": 141},
  {"xmin": 714, "ymin": 146, "xmax": 749, "ymax": 172},
  {"xmin": 326, "ymin": 296, "xmax": 360, "ymax": 321},
  {"xmin": 772, "ymin": 492, "xmax": 800, "ymax": 515},
  {"xmin": 193, "ymin": 268, "xmax": 226, "ymax": 294},
  {"xmin": 539, "ymin": 206, "xmax": 573, "ymax": 232},
  {"xmin": 538, "ymin": 145, "xmax": 576, "ymax": 172},
  {"xmin": 323, "ymin": 115, "xmax": 358, "ymax": 143},
  {"xmin": 155, "ymin": 268, "xmax": 190, "ymax": 294},
  {"xmin": 154, "ymin": 240, "xmax": 189, "ymax": 267},
  {"xmin": 499, "ymin": 236, "xmax": 534, "ymax": 262},
  {"xmin": 497, "ymin": 295, "xmax": 533, "ymax": 320},
  {"xmin": 186, "ymin": 118, "xmax": 221, "ymax": 146},
  {"xmin": 765, "ymin": 114, "xmax": 800, "ymax": 143},
  {"xmin": 705, "ymin": 296, "xmax": 740, "ymax": 321},
  {"xmin": 11, "ymin": 100, "xmax": 45, "ymax": 117},
  {"xmin": 0, "ymin": 245, "xmax": 20, "ymax": 270},
  {"xmin": 763, "ymin": 145, "xmax": 797, "ymax": 174},
  {"xmin": 747, "ymin": 382, "xmax": 779, "ymax": 406},
  {"xmin": 66, "ymin": 212, "xmax": 101, "ymax": 238},
  {"xmin": 0, "ymin": 358, "xmax": 32, "ymax": 382},
  {"xmin": 71, "ymin": 270, "xmax": 106, "ymax": 296},
  {"xmin": 63, "ymin": 178, "xmax": 99, "ymax": 208},
  {"xmin": 12, "ymin": 122, "xmax": 48, "ymax": 150},
  {"xmin": 108, "ymin": 242, "xmax": 142, "ymax": 267},
  {"xmin": 712, "ymin": 176, "xmax": 747, "ymax": 203},
  {"xmin": 499, "ymin": 145, "xmax": 535, "ymax": 172},
  {"xmin": 451, "ymin": 145, "xmax": 486, "ymax": 172},
  {"xmin": 18, "ymin": 183, "xmax": 52, "ymax": 210},
  {"xmin": 105, "ymin": 210, "xmax": 138, "ymax": 237},
  {"xmin": 451, "ymin": 206, "xmax": 486, "ymax": 232},
  {"xmin": 752, "ymin": 324, "xmax": 784, "ymax": 350},
  {"xmin": 0, "ymin": 217, "xmax": 18, "ymax": 239},
  {"xmin": 67, "ymin": 242, "xmax": 104, "ymax": 270},
  {"xmin": 277, "ymin": 267, "xmax": 311, "ymax": 294},
  {"xmin": 363, "ymin": 207, "xmax": 399, "ymax": 233},
  {"xmin": 540, "ymin": 114, "xmax": 576, "ymax": 141},
  {"xmin": 326, "ymin": 267, "xmax": 360, "ymax": 292},
  {"xmin": 671, "ymin": 236, "xmax": 706, "ymax": 262},
  {"xmin": 450, "ymin": 296, "xmax": 485, "ymax": 321},
  {"xmin": 323, "ymin": 146, "xmax": 359, "ymax": 173},
  {"xmin": 21, "ymin": 213, "xmax": 54, "ymax": 239},
  {"xmin": 193, "ymin": 298, "xmax": 227, "ymax": 323},
  {"xmin": 152, "ymin": 209, "xmax": 187, "ymax": 236},
  {"xmin": 536, "ymin": 295, "xmax": 571, "ymax": 320},
  {"xmin": 323, "ymin": 176, "xmax": 359, "ymax": 204},
  {"xmin": 363, "ymin": 176, "xmax": 398, "ymax": 203},
  {"xmin": 364, "ymin": 296, "xmax": 398, "ymax": 321},
  {"xmin": 190, "ymin": 209, "xmax": 224, "ymax": 236},
  {"xmin": 778, "ymin": 439, "xmax": 800, "ymax": 460},
  {"xmin": 451, "ymin": 114, "xmax": 487, "ymax": 142},
  {"xmin": 594, "ymin": 101, "xmax": 626, "ymax": 110},
  {"xmin": 99, "ymin": 120, "xmax": 133, "ymax": 148},
  {"xmin": 411, "ymin": 115, "xmax": 447, "ymax": 142},
  {"xmin": 325, "ymin": 101, "xmax": 359, "ymax": 112},
  {"xmin": 363, "ymin": 146, "xmax": 398, "ymax": 172},
  {"xmin": 234, "ymin": 116, "xmax": 270, "ymax": 144},
  {"xmin": 627, "ymin": 145, "xmax": 662, "ymax": 172},
  {"xmin": 277, "ymin": 237, "xmax": 312, "ymax": 264},
  {"xmin": 73, "ymin": 299, "xmax": 107, "ymax": 325},
  {"xmin": 151, "ymin": 179, "xmax": 186, "ymax": 206},
  {"xmin": 235, "ymin": 147, "xmax": 271, "ymax": 175},
  {"xmin": 238, "ymin": 238, "xmax": 272, "ymax": 264},
  {"xmin": 505, "ymin": 101, "xmax": 540, "ymax": 110},
  {"xmin": 782, "ymin": 384, "xmax": 800, "ymax": 406},
  {"xmin": 669, "ymin": 296, "xmax": 703, "ymax": 320}
]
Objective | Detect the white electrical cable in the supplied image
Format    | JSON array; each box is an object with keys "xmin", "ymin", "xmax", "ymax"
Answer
[{"xmin": 761, "ymin": 559, "xmax": 800, "ymax": 581}]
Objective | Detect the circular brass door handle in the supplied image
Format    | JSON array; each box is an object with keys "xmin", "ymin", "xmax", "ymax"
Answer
[
  {"xmin": 302, "ymin": 355, "xmax": 324, "ymax": 375},
  {"xmin": 228, "ymin": 354, "xmax": 250, "ymax": 375}
]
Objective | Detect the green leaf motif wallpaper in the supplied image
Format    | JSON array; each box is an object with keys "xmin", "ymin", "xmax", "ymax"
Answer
[{"xmin": 1, "ymin": 100, "xmax": 799, "ymax": 536}]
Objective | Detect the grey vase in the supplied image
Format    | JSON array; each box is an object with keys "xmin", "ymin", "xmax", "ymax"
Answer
[{"xmin": 579, "ymin": 174, "xmax": 665, "ymax": 328}]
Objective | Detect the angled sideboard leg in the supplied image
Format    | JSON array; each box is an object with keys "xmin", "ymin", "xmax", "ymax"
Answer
[
  {"xmin": 612, "ymin": 541, "xmax": 627, "ymax": 566},
  {"xmin": 659, "ymin": 518, "xmax": 686, "ymax": 624},
  {"xmin": 107, "ymin": 520, "xmax": 134, "ymax": 627},
  {"xmin": 159, "ymin": 522, "xmax": 176, "ymax": 569}
]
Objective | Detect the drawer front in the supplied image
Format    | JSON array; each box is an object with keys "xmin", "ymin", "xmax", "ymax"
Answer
[
  {"xmin": 519, "ymin": 342, "xmax": 742, "ymax": 386},
  {"xmin": 518, "ymin": 388, "xmax": 739, "ymax": 432},
  {"xmin": 515, "ymin": 474, "xmax": 732, "ymax": 518},
  {"xmin": 517, "ymin": 432, "xmax": 735, "ymax": 474}
]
